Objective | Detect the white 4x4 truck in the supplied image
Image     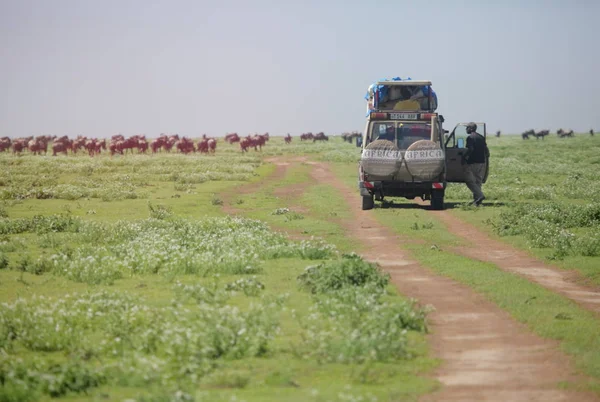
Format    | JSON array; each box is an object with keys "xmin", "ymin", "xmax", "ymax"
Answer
[{"xmin": 358, "ymin": 80, "xmax": 489, "ymax": 210}]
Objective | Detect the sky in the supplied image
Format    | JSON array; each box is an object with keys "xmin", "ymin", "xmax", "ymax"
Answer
[{"xmin": 1, "ymin": 0, "xmax": 598, "ymax": 138}]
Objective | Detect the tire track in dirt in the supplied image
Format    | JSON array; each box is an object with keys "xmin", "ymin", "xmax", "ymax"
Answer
[
  {"xmin": 299, "ymin": 160, "xmax": 597, "ymax": 402},
  {"xmin": 220, "ymin": 156, "xmax": 313, "ymax": 241},
  {"xmin": 220, "ymin": 157, "xmax": 291, "ymax": 216},
  {"xmin": 426, "ymin": 208, "xmax": 600, "ymax": 315}
]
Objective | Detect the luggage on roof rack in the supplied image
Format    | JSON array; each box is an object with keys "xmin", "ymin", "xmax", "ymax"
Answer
[{"xmin": 365, "ymin": 77, "xmax": 438, "ymax": 115}]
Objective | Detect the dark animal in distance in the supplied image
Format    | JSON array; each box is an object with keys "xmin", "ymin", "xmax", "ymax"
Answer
[
  {"xmin": 313, "ymin": 132, "xmax": 328, "ymax": 142},
  {"xmin": 557, "ymin": 129, "xmax": 574, "ymax": 138},
  {"xmin": 521, "ymin": 129, "xmax": 534, "ymax": 140},
  {"xmin": 300, "ymin": 132, "xmax": 314, "ymax": 141}
]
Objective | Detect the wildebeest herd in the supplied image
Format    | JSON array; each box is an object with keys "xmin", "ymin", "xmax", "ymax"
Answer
[
  {"xmin": 299, "ymin": 132, "xmax": 329, "ymax": 141},
  {"xmin": 0, "ymin": 131, "xmax": 336, "ymax": 157},
  {"xmin": 520, "ymin": 128, "xmax": 594, "ymax": 139},
  {"xmin": 341, "ymin": 131, "xmax": 362, "ymax": 143}
]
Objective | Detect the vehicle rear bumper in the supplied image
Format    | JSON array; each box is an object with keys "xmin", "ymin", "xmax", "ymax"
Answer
[{"xmin": 358, "ymin": 180, "xmax": 445, "ymax": 197}]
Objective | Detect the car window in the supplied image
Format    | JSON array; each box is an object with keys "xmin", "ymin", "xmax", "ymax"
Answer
[
  {"xmin": 452, "ymin": 125, "xmax": 468, "ymax": 148},
  {"xmin": 371, "ymin": 123, "xmax": 396, "ymax": 142},
  {"xmin": 397, "ymin": 123, "xmax": 430, "ymax": 149}
]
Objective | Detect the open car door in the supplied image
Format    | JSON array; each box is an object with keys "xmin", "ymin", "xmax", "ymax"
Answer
[{"xmin": 444, "ymin": 122, "xmax": 488, "ymax": 183}]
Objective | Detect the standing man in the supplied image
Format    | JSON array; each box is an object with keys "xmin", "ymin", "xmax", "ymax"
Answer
[{"xmin": 461, "ymin": 122, "xmax": 489, "ymax": 206}]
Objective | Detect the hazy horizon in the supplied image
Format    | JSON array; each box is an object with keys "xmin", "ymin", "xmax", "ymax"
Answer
[{"xmin": 2, "ymin": 0, "xmax": 598, "ymax": 138}]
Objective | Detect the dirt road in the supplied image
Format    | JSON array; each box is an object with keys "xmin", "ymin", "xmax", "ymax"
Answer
[
  {"xmin": 427, "ymin": 209, "xmax": 600, "ymax": 315},
  {"xmin": 224, "ymin": 157, "xmax": 598, "ymax": 401}
]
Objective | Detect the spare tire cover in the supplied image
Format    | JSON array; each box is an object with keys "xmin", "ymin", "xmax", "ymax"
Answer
[
  {"xmin": 404, "ymin": 140, "xmax": 444, "ymax": 180},
  {"xmin": 361, "ymin": 140, "xmax": 401, "ymax": 177}
]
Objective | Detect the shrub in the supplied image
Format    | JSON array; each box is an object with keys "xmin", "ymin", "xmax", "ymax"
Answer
[
  {"xmin": 297, "ymin": 285, "xmax": 429, "ymax": 363},
  {"xmin": 225, "ymin": 277, "xmax": 265, "ymax": 297},
  {"xmin": 0, "ymin": 357, "xmax": 106, "ymax": 399},
  {"xmin": 489, "ymin": 202, "xmax": 600, "ymax": 258},
  {"xmin": 297, "ymin": 253, "xmax": 389, "ymax": 294},
  {"xmin": 147, "ymin": 202, "xmax": 174, "ymax": 220},
  {"xmin": 173, "ymin": 281, "xmax": 229, "ymax": 305}
]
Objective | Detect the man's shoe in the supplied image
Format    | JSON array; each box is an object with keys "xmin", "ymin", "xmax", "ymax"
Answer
[{"xmin": 474, "ymin": 196, "xmax": 486, "ymax": 206}]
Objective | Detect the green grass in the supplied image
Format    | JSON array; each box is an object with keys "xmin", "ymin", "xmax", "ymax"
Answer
[
  {"xmin": 0, "ymin": 257, "xmax": 438, "ymax": 402},
  {"xmin": 0, "ymin": 141, "xmax": 437, "ymax": 402},
  {"xmin": 444, "ymin": 135, "xmax": 600, "ymax": 284},
  {"xmin": 4, "ymin": 133, "xmax": 600, "ymax": 400},
  {"xmin": 326, "ymin": 137, "xmax": 600, "ymax": 393},
  {"xmin": 223, "ymin": 161, "xmax": 360, "ymax": 253},
  {"xmin": 450, "ymin": 207, "xmax": 600, "ymax": 285},
  {"xmin": 331, "ymin": 135, "xmax": 600, "ymax": 285}
]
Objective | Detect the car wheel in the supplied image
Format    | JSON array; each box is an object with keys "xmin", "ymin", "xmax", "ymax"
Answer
[
  {"xmin": 362, "ymin": 195, "xmax": 375, "ymax": 210},
  {"xmin": 431, "ymin": 190, "xmax": 444, "ymax": 210}
]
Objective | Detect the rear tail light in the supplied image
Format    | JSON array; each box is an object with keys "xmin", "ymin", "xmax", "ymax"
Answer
[
  {"xmin": 421, "ymin": 113, "xmax": 437, "ymax": 120},
  {"xmin": 370, "ymin": 112, "xmax": 388, "ymax": 120}
]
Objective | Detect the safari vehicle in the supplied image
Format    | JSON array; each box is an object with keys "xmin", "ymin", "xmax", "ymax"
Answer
[{"xmin": 358, "ymin": 80, "xmax": 488, "ymax": 210}]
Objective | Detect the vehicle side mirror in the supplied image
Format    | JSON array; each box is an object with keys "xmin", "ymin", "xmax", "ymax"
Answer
[
  {"xmin": 457, "ymin": 138, "xmax": 465, "ymax": 148},
  {"xmin": 444, "ymin": 130, "xmax": 449, "ymax": 134}
]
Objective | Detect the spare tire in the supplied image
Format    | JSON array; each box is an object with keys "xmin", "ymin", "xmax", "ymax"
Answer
[
  {"xmin": 404, "ymin": 140, "xmax": 445, "ymax": 181},
  {"xmin": 361, "ymin": 140, "xmax": 402, "ymax": 177}
]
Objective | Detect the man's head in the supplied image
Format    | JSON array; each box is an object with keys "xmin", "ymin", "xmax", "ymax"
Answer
[{"xmin": 466, "ymin": 122, "xmax": 477, "ymax": 134}]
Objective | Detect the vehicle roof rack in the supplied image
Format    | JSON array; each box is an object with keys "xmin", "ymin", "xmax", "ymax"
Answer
[{"xmin": 375, "ymin": 80, "xmax": 432, "ymax": 86}]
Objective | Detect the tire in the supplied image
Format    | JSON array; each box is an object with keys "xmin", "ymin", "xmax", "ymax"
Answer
[
  {"xmin": 361, "ymin": 140, "xmax": 401, "ymax": 177},
  {"xmin": 362, "ymin": 195, "xmax": 375, "ymax": 210},
  {"xmin": 404, "ymin": 140, "xmax": 445, "ymax": 181},
  {"xmin": 431, "ymin": 190, "xmax": 445, "ymax": 210}
]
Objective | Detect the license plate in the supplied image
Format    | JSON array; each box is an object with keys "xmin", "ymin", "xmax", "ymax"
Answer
[{"xmin": 390, "ymin": 113, "xmax": 418, "ymax": 120}]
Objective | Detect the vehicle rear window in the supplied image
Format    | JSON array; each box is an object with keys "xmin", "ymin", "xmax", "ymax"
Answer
[
  {"xmin": 371, "ymin": 123, "xmax": 396, "ymax": 142},
  {"xmin": 369, "ymin": 122, "xmax": 432, "ymax": 148},
  {"xmin": 397, "ymin": 123, "xmax": 430, "ymax": 149}
]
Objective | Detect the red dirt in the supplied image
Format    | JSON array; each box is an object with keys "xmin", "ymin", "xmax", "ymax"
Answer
[{"xmin": 426, "ymin": 208, "xmax": 600, "ymax": 316}]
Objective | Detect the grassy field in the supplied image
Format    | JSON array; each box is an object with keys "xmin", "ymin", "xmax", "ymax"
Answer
[
  {"xmin": 330, "ymin": 134, "xmax": 600, "ymax": 392},
  {"xmin": 1, "ymin": 133, "xmax": 600, "ymax": 400},
  {"xmin": 0, "ymin": 139, "xmax": 437, "ymax": 402}
]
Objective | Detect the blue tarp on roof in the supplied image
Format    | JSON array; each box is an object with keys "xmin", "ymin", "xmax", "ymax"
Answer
[{"xmin": 365, "ymin": 77, "xmax": 437, "ymax": 114}]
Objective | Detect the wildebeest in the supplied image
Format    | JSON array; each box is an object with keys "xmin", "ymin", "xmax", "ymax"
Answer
[
  {"xmin": 240, "ymin": 136, "xmax": 253, "ymax": 152},
  {"xmin": 0, "ymin": 137, "xmax": 11, "ymax": 152},
  {"xmin": 532, "ymin": 130, "xmax": 549, "ymax": 140},
  {"xmin": 341, "ymin": 131, "xmax": 361, "ymax": 143},
  {"xmin": 52, "ymin": 138, "xmax": 72, "ymax": 156},
  {"xmin": 313, "ymin": 132, "xmax": 328, "ymax": 142},
  {"xmin": 175, "ymin": 137, "xmax": 195, "ymax": 154},
  {"xmin": 12, "ymin": 137, "xmax": 31, "ymax": 154},
  {"xmin": 225, "ymin": 133, "xmax": 240, "ymax": 144},
  {"xmin": 589, "ymin": 129, "xmax": 594, "ymax": 136},
  {"xmin": 300, "ymin": 132, "xmax": 314, "ymax": 141},
  {"xmin": 557, "ymin": 128, "xmax": 574, "ymax": 138},
  {"xmin": 495, "ymin": 130, "xmax": 501, "ymax": 137},
  {"xmin": 27, "ymin": 137, "xmax": 48, "ymax": 155},
  {"xmin": 207, "ymin": 138, "xmax": 216, "ymax": 153},
  {"xmin": 521, "ymin": 129, "xmax": 534, "ymax": 140},
  {"xmin": 252, "ymin": 134, "xmax": 267, "ymax": 150},
  {"xmin": 284, "ymin": 133, "xmax": 292, "ymax": 144}
]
